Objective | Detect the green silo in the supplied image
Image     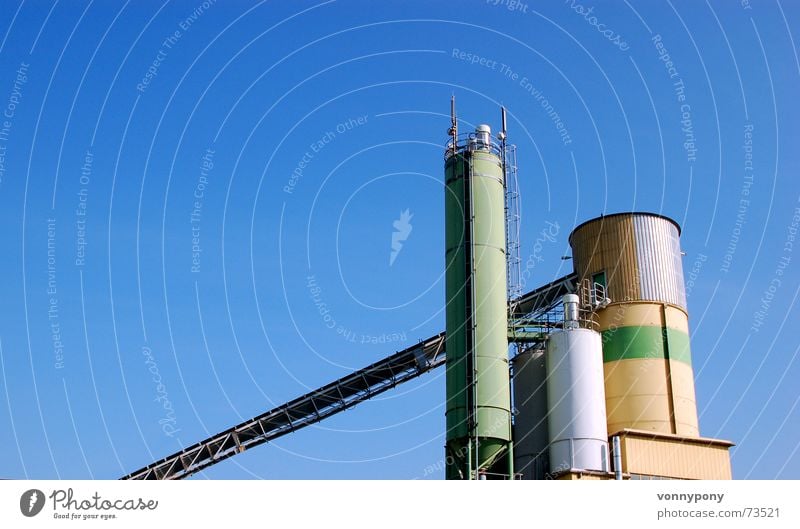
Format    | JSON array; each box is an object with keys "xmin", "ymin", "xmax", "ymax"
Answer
[{"xmin": 445, "ymin": 119, "xmax": 512, "ymax": 479}]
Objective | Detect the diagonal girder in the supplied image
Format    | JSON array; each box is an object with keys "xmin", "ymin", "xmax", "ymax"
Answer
[
  {"xmin": 122, "ymin": 332, "xmax": 445, "ymax": 480},
  {"xmin": 121, "ymin": 274, "xmax": 575, "ymax": 480}
]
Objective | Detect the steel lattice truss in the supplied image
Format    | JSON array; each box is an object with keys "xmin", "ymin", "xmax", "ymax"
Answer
[
  {"xmin": 122, "ymin": 333, "xmax": 446, "ymax": 480},
  {"xmin": 121, "ymin": 274, "xmax": 575, "ymax": 480}
]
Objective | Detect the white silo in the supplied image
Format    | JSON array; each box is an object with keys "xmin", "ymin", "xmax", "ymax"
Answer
[{"xmin": 546, "ymin": 294, "xmax": 609, "ymax": 474}]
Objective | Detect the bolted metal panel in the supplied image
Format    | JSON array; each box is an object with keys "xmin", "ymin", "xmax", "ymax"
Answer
[
  {"xmin": 604, "ymin": 358, "xmax": 673, "ymax": 435},
  {"xmin": 569, "ymin": 214, "xmax": 640, "ymax": 303},
  {"xmin": 668, "ymin": 361, "xmax": 700, "ymax": 436},
  {"xmin": 600, "ymin": 302, "xmax": 699, "ymax": 437},
  {"xmin": 512, "ymin": 349, "xmax": 549, "ymax": 480},
  {"xmin": 472, "ymin": 151, "xmax": 512, "ymax": 462},
  {"xmin": 598, "ymin": 302, "xmax": 688, "ymax": 332},
  {"xmin": 445, "ymin": 155, "xmax": 468, "ymax": 444},
  {"xmin": 570, "ymin": 213, "xmax": 699, "ymax": 438},
  {"xmin": 546, "ymin": 328, "xmax": 609, "ymax": 473},
  {"xmin": 663, "ymin": 304, "xmax": 690, "ymax": 333},
  {"xmin": 601, "ymin": 325, "xmax": 691, "ymax": 365},
  {"xmin": 444, "ymin": 139, "xmax": 511, "ymax": 479}
]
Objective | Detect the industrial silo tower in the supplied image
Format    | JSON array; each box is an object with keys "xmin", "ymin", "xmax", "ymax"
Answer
[
  {"xmin": 565, "ymin": 213, "xmax": 734, "ymax": 479},
  {"xmin": 570, "ymin": 214, "xmax": 698, "ymax": 436},
  {"xmin": 444, "ymin": 100, "xmax": 514, "ymax": 479},
  {"xmin": 117, "ymin": 105, "xmax": 734, "ymax": 481},
  {"xmin": 511, "ymin": 212, "xmax": 734, "ymax": 480}
]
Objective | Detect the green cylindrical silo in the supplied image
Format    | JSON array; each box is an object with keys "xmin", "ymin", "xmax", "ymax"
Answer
[{"xmin": 445, "ymin": 124, "xmax": 512, "ymax": 479}]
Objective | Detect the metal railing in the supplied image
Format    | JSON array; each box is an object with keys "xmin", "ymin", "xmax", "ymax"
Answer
[{"xmin": 444, "ymin": 131, "xmax": 503, "ymax": 159}]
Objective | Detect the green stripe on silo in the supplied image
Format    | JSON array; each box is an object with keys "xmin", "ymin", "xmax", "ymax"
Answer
[
  {"xmin": 665, "ymin": 327, "xmax": 692, "ymax": 366},
  {"xmin": 601, "ymin": 326, "xmax": 692, "ymax": 365}
]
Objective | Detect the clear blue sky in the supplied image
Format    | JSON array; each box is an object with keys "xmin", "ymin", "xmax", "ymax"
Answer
[{"xmin": 0, "ymin": 0, "xmax": 798, "ymax": 479}]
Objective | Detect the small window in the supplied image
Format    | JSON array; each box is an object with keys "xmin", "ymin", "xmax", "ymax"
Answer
[{"xmin": 592, "ymin": 271, "xmax": 607, "ymax": 289}]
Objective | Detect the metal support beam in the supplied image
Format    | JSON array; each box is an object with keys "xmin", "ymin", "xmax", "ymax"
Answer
[
  {"xmin": 121, "ymin": 333, "xmax": 446, "ymax": 480},
  {"xmin": 121, "ymin": 274, "xmax": 575, "ymax": 480}
]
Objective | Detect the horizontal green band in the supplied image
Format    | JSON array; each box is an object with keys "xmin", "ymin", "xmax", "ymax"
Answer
[{"xmin": 601, "ymin": 326, "xmax": 692, "ymax": 365}]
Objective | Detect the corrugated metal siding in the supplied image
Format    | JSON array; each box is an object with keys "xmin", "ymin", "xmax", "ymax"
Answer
[
  {"xmin": 633, "ymin": 215, "xmax": 687, "ymax": 309},
  {"xmin": 571, "ymin": 215, "xmax": 640, "ymax": 303},
  {"xmin": 570, "ymin": 214, "xmax": 688, "ymax": 308},
  {"xmin": 620, "ymin": 435, "xmax": 732, "ymax": 479}
]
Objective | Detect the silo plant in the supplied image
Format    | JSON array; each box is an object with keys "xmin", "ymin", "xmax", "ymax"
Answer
[
  {"xmin": 564, "ymin": 212, "xmax": 733, "ymax": 479},
  {"xmin": 568, "ymin": 213, "xmax": 699, "ymax": 436},
  {"xmin": 511, "ymin": 213, "xmax": 733, "ymax": 480},
  {"xmin": 118, "ymin": 106, "xmax": 734, "ymax": 481}
]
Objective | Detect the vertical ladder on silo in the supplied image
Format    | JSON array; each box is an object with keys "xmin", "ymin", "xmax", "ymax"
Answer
[{"xmin": 504, "ymin": 144, "xmax": 522, "ymax": 306}]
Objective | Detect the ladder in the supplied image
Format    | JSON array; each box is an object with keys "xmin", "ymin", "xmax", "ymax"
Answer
[{"xmin": 504, "ymin": 144, "xmax": 522, "ymax": 305}]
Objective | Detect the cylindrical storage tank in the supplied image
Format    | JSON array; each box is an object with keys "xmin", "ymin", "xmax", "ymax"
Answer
[
  {"xmin": 546, "ymin": 328, "xmax": 609, "ymax": 473},
  {"xmin": 512, "ymin": 348, "xmax": 549, "ymax": 480},
  {"xmin": 445, "ymin": 125, "xmax": 512, "ymax": 479},
  {"xmin": 569, "ymin": 213, "xmax": 699, "ymax": 437}
]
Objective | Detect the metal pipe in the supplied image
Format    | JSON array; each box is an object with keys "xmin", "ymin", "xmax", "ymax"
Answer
[
  {"xmin": 563, "ymin": 293, "xmax": 580, "ymax": 329},
  {"xmin": 613, "ymin": 435, "xmax": 623, "ymax": 480}
]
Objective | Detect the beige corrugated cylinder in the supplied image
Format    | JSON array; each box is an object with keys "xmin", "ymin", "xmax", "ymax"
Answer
[{"xmin": 569, "ymin": 213, "xmax": 700, "ymax": 437}]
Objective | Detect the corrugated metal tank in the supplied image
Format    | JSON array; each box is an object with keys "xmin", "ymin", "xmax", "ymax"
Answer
[
  {"xmin": 444, "ymin": 125, "xmax": 512, "ymax": 479},
  {"xmin": 569, "ymin": 213, "xmax": 686, "ymax": 308},
  {"xmin": 511, "ymin": 348, "xmax": 549, "ymax": 479},
  {"xmin": 546, "ymin": 328, "xmax": 609, "ymax": 473},
  {"xmin": 569, "ymin": 213, "xmax": 699, "ymax": 437}
]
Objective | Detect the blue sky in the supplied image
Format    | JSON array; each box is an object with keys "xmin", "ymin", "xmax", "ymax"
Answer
[{"xmin": 0, "ymin": 0, "xmax": 798, "ymax": 479}]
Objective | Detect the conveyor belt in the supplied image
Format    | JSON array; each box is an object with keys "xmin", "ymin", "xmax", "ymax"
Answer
[
  {"xmin": 122, "ymin": 333, "xmax": 445, "ymax": 480},
  {"xmin": 512, "ymin": 273, "xmax": 577, "ymax": 319},
  {"xmin": 121, "ymin": 274, "xmax": 575, "ymax": 480}
]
